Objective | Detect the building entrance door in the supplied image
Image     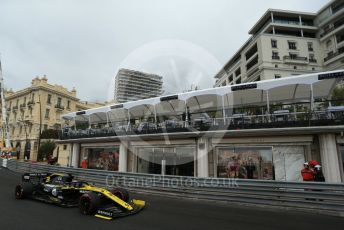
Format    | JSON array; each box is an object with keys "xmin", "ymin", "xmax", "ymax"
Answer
[{"xmin": 137, "ymin": 146, "xmax": 195, "ymax": 176}]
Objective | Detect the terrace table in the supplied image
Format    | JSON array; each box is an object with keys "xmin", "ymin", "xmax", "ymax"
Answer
[
  {"xmin": 229, "ymin": 114, "xmax": 251, "ymax": 125},
  {"xmin": 164, "ymin": 120, "xmax": 178, "ymax": 129},
  {"xmin": 327, "ymin": 106, "xmax": 344, "ymax": 112},
  {"xmin": 326, "ymin": 106, "xmax": 344, "ymax": 119},
  {"xmin": 272, "ymin": 110, "xmax": 290, "ymax": 122}
]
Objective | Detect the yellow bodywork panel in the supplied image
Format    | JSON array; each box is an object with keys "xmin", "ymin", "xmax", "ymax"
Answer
[
  {"xmin": 61, "ymin": 185, "xmax": 134, "ymax": 211},
  {"xmin": 95, "ymin": 214, "xmax": 112, "ymax": 220}
]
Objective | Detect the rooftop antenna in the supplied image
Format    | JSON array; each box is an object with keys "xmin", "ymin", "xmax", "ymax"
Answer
[{"xmin": 0, "ymin": 56, "xmax": 11, "ymax": 149}]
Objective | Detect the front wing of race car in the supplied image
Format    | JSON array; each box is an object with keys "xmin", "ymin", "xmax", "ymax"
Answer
[
  {"xmin": 95, "ymin": 199, "xmax": 146, "ymax": 220},
  {"xmin": 75, "ymin": 185, "xmax": 146, "ymax": 220}
]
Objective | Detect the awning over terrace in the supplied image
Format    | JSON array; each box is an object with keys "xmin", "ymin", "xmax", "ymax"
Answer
[{"xmin": 62, "ymin": 70, "xmax": 344, "ymax": 125}]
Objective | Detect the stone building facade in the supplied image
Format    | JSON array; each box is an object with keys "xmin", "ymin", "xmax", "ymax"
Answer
[
  {"xmin": 214, "ymin": 0, "xmax": 344, "ymax": 86},
  {"xmin": 0, "ymin": 76, "xmax": 103, "ymax": 160}
]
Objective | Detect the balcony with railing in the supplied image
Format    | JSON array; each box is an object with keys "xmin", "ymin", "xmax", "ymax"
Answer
[
  {"xmin": 12, "ymin": 105, "xmax": 18, "ymax": 111},
  {"xmin": 320, "ymin": 18, "xmax": 344, "ymax": 38},
  {"xmin": 320, "ymin": 27, "xmax": 334, "ymax": 38},
  {"xmin": 274, "ymin": 19, "xmax": 300, "ymax": 26},
  {"xmin": 20, "ymin": 103, "xmax": 26, "ymax": 110},
  {"xmin": 246, "ymin": 56, "xmax": 259, "ymax": 72},
  {"xmin": 301, "ymin": 21, "xmax": 314, "ymax": 27},
  {"xmin": 27, "ymin": 101, "xmax": 35, "ymax": 107},
  {"xmin": 24, "ymin": 115, "xmax": 34, "ymax": 123},
  {"xmin": 273, "ymin": 17, "xmax": 314, "ymax": 28},
  {"xmin": 332, "ymin": 1, "xmax": 344, "ymax": 14},
  {"xmin": 60, "ymin": 70, "xmax": 344, "ymax": 141},
  {"xmin": 245, "ymin": 44, "xmax": 258, "ymax": 61},
  {"xmin": 60, "ymin": 102, "xmax": 344, "ymax": 141},
  {"xmin": 272, "ymin": 55, "xmax": 280, "ymax": 60},
  {"xmin": 309, "ymin": 58, "xmax": 317, "ymax": 63},
  {"xmin": 283, "ymin": 55, "xmax": 308, "ymax": 63},
  {"xmin": 55, "ymin": 104, "xmax": 65, "ymax": 111},
  {"xmin": 337, "ymin": 34, "xmax": 344, "ymax": 44},
  {"xmin": 324, "ymin": 47, "xmax": 344, "ymax": 63}
]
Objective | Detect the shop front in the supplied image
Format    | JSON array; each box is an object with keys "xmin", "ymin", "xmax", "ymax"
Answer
[
  {"xmin": 61, "ymin": 135, "xmax": 324, "ymax": 182},
  {"xmin": 80, "ymin": 146, "xmax": 120, "ymax": 171},
  {"xmin": 135, "ymin": 146, "xmax": 195, "ymax": 176},
  {"xmin": 216, "ymin": 146, "xmax": 274, "ymax": 180},
  {"xmin": 212, "ymin": 136, "xmax": 311, "ymax": 181}
]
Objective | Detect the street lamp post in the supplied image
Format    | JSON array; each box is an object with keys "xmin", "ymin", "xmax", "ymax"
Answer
[{"xmin": 37, "ymin": 93, "xmax": 42, "ymax": 161}]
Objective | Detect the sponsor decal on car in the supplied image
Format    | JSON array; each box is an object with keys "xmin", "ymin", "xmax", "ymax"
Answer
[{"xmin": 97, "ymin": 210, "xmax": 113, "ymax": 217}]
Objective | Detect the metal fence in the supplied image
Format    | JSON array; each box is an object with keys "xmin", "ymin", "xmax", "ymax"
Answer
[
  {"xmin": 60, "ymin": 110, "xmax": 344, "ymax": 140},
  {"xmin": 1, "ymin": 159, "xmax": 344, "ymax": 216}
]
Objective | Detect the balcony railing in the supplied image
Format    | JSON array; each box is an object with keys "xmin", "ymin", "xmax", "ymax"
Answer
[
  {"xmin": 27, "ymin": 101, "xmax": 35, "ymax": 107},
  {"xmin": 55, "ymin": 104, "xmax": 65, "ymax": 110},
  {"xmin": 12, "ymin": 106, "xmax": 18, "ymax": 111},
  {"xmin": 337, "ymin": 36, "xmax": 344, "ymax": 44},
  {"xmin": 274, "ymin": 19, "xmax": 300, "ymax": 26},
  {"xmin": 272, "ymin": 56, "xmax": 280, "ymax": 60},
  {"xmin": 309, "ymin": 59, "xmax": 317, "ymax": 63},
  {"xmin": 283, "ymin": 56, "xmax": 308, "ymax": 62},
  {"xmin": 320, "ymin": 27, "xmax": 334, "ymax": 38},
  {"xmin": 60, "ymin": 108, "xmax": 344, "ymax": 140},
  {"xmin": 20, "ymin": 104, "xmax": 26, "ymax": 110},
  {"xmin": 320, "ymin": 21, "xmax": 344, "ymax": 38},
  {"xmin": 301, "ymin": 21, "xmax": 314, "ymax": 27},
  {"xmin": 332, "ymin": 2, "xmax": 344, "ymax": 14},
  {"xmin": 24, "ymin": 115, "xmax": 33, "ymax": 122},
  {"xmin": 324, "ymin": 48, "xmax": 344, "ymax": 62}
]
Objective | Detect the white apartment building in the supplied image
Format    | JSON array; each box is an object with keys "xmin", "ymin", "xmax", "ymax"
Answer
[
  {"xmin": 214, "ymin": 0, "xmax": 344, "ymax": 87},
  {"xmin": 114, "ymin": 68, "xmax": 163, "ymax": 103}
]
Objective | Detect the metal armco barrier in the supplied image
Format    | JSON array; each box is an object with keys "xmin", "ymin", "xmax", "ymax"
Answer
[
  {"xmin": 1, "ymin": 158, "xmax": 7, "ymax": 168},
  {"xmin": 1, "ymin": 159, "xmax": 344, "ymax": 217}
]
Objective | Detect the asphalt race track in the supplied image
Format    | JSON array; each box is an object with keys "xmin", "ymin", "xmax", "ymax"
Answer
[{"xmin": 0, "ymin": 168, "xmax": 343, "ymax": 230}]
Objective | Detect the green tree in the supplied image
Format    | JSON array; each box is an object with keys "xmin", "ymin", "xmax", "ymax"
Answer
[
  {"xmin": 40, "ymin": 129, "xmax": 59, "ymax": 139},
  {"xmin": 37, "ymin": 140, "xmax": 56, "ymax": 161},
  {"xmin": 332, "ymin": 85, "xmax": 344, "ymax": 106}
]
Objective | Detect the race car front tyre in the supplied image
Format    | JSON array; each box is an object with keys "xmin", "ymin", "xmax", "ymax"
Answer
[
  {"xmin": 15, "ymin": 182, "xmax": 33, "ymax": 199},
  {"xmin": 79, "ymin": 192, "xmax": 100, "ymax": 215},
  {"xmin": 111, "ymin": 188, "xmax": 129, "ymax": 202}
]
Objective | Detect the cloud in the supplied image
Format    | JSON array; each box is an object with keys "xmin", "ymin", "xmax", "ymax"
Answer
[{"xmin": 0, "ymin": 0, "xmax": 329, "ymax": 102}]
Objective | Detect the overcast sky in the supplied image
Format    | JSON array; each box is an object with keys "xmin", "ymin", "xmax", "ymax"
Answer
[{"xmin": 0, "ymin": 0, "xmax": 329, "ymax": 102}]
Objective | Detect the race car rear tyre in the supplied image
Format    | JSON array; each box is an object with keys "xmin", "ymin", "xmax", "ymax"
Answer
[
  {"xmin": 79, "ymin": 192, "xmax": 100, "ymax": 215},
  {"xmin": 15, "ymin": 182, "xmax": 34, "ymax": 199},
  {"xmin": 111, "ymin": 187, "xmax": 129, "ymax": 202}
]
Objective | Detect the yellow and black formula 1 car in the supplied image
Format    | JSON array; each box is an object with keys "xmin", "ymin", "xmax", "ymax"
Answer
[{"xmin": 14, "ymin": 173, "xmax": 145, "ymax": 220}]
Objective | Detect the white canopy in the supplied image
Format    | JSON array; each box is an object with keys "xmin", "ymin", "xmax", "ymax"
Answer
[{"xmin": 62, "ymin": 70, "xmax": 344, "ymax": 123}]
